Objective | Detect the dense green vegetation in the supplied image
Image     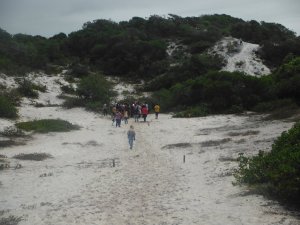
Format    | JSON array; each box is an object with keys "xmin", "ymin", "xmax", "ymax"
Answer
[
  {"xmin": 1, "ymin": 13, "xmax": 299, "ymax": 114},
  {"xmin": 16, "ymin": 119, "xmax": 80, "ymax": 133},
  {"xmin": 151, "ymin": 56, "xmax": 300, "ymax": 115},
  {"xmin": 1, "ymin": 14, "xmax": 299, "ymax": 77},
  {"xmin": 234, "ymin": 122, "xmax": 300, "ymax": 207}
]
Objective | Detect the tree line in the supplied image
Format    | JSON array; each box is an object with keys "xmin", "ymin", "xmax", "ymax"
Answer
[{"xmin": 1, "ymin": 14, "xmax": 299, "ymax": 76}]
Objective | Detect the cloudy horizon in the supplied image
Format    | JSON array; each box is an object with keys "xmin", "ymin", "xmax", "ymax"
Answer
[{"xmin": 0, "ymin": 0, "xmax": 299, "ymax": 37}]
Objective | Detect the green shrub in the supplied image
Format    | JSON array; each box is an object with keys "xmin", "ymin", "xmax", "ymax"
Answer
[
  {"xmin": 68, "ymin": 63, "xmax": 90, "ymax": 77},
  {"xmin": 16, "ymin": 119, "xmax": 80, "ymax": 133},
  {"xmin": 32, "ymin": 83, "xmax": 47, "ymax": 93},
  {"xmin": 62, "ymin": 97, "xmax": 85, "ymax": 109},
  {"xmin": 0, "ymin": 95, "xmax": 18, "ymax": 118},
  {"xmin": 234, "ymin": 122, "xmax": 300, "ymax": 207},
  {"xmin": 84, "ymin": 101, "xmax": 103, "ymax": 112},
  {"xmin": 60, "ymin": 84, "xmax": 76, "ymax": 95},
  {"xmin": 252, "ymin": 99, "xmax": 297, "ymax": 112},
  {"xmin": 76, "ymin": 73, "xmax": 116, "ymax": 112},
  {"xmin": 174, "ymin": 105, "xmax": 209, "ymax": 118},
  {"xmin": 77, "ymin": 73, "xmax": 115, "ymax": 102},
  {"xmin": 0, "ymin": 89, "xmax": 22, "ymax": 106},
  {"xmin": 17, "ymin": 79, "xmax": 39, "ymax": 98}
]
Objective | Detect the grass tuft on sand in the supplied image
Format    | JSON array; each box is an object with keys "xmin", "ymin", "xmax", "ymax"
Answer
[
  {"xmin": 16, "ymin": 119, "xmax": 80, "ymax": 133},
  {"xmin": 13, "ymin": 153, "xmax": 53, "ymax": 161}
]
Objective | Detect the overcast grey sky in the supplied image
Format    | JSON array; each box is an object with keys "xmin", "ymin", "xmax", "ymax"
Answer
[{"xmin": 0, "ymin": 0, "xmax": 299, "ymax": 37}]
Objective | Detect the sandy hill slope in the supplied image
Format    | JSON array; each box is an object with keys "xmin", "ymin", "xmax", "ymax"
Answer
[
  {"xmin": 209, "ymin": 37, "xmax": 271, "ymax": 76},
  {"xmin": 0, "ymin": 73, "xmax": 299, "ymax": 225}
]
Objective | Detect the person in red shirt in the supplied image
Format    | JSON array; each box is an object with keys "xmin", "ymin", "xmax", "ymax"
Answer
[{"xmin": 141, "ymin": 105, "xmax": 148, "ymax": 122}]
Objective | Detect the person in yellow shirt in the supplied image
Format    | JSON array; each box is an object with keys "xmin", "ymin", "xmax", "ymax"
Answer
[{"xmin": 154, "ymin": 104, "xmax": 160, "ymax": 119}]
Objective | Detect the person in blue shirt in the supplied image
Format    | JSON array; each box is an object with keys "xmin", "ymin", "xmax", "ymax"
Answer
[{"xmin": 127, "ymin": 125, "xmax": 136, "ymax": 149}]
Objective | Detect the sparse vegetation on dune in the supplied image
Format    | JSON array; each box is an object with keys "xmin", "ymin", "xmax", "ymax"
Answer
[
  {"xmin": 0, "ymin": 126, "xmax": 26, "ymax": 137},
  {"xmin": 13, "ymin": 153, "xmax": 53, "ymax": 161},
  {"xmin": 16, "ymin": 119, "xmax": 80, "ymax": 133},
  {"xmin": 0, "ymin": 215, "xmax": 22, "ymax": 225}
]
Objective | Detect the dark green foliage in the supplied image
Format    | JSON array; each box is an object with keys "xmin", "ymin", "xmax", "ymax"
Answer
[
  {"xmin": 145, "ymin": 53, "xmax": 224, "ymax": 91},
  {"xmin": 16, "ymin": 119, "xmax": 80, "ymax": 133},
  {"xmin": 252, "ymin": 99, "xmax": 298, "ymax": 113},
  {"xmin": 174, "ymin": 105, "xmax": 209, "ymax": 117},
  {"xmin": 234, "ymin": 122, "xmax": 300, "ymax": 206},
  {"xmin": 1, "ymin": 13, "xmax": 297, "ymax": 77},
  {"xmin": 62, "ymin": 97, "xmax": 85, "ymax": 109},
  {"xmin": 68, "ymin": 63, "xmax": 90, "ymax": 77},
  {"xmin": 0, "ymin": 30, "xmax": 68, "ymax": 74},
  {"xmin": 63, "ymin": 73, "xmax": 116, "ymax": 112},
  {"xmin": 60, "ymin": 84, "xmax": 76, "ymax": 95},
  {"xmin": 151, "ymin": 71, "xmax": 274, "ymax": 114},
  {"xmin": 0, "ymin": 95, "xmax": 18, "ymax": 118},
  {"xmin": 0, "ymin": 14, "xmax": 299, "ymax": 117},
  {"xmin": 274, "ymin": 57, "xmax": 300, "ymax": 102},
  {"xmin": 77, "ymin": 73, "xmax": 115, "ymax": 104}
]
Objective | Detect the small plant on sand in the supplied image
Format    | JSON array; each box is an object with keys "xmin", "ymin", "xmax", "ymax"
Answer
[
  {"xmin": 0, "ymin": 126, "xmax": 26, "ymax": 137},
  {"xmin": 13, "ymin": 153, "xmax": 53, "ymax": 161},
  {"xmin": 0, "ymin": 154, "xmax": 9, "ymax": 170},
  {"xmin": 16, "ymin": 119, "xmax": 80, "ymax": 133}
]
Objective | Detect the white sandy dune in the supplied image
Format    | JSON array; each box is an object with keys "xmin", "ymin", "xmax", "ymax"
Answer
[
  {"xmin": 210, "ymin": 37, "xmax": 271, "ymax": 76},
  {"xmin": 0, "ymin": 74, "xmax": 299, "ymax": 225}
]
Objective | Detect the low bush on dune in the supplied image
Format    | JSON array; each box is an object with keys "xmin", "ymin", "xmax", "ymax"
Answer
[
  {"xmin": 16, "ymin": 79, "xmax": 40, "ymax": 98},
  {"xmin": 60, "ymin": 84, "xmax": 76, "ymax": 95},
  {"xmin": 13, "ymin": 153, "xmax": 53, "ymax": 161},
  {"xmin": 16, "ymin": 119, "xmax": 80, "ymax": 133},
  {"xmin": 62, "ymin": 96, "xmax": 84, "ymax": 108},
  {"xmin": 234, "ymin": 122, "xmax": 300, "ymax": 207},
  {"xmin": 0, "ymin": 126, "xmax": 26, "ymax": 137},
  {"xmin": 0, "ymin": 95, "xmax": 18, "ymax": 119},
  {"xmin": 77, "ymin": 73, "xmax": 115, "ymax": 103},
  {"xmin": 174, "ymin": 105, "xmax": 209, "ymax": 118},
  {"xmin": 63, "ymin": 73, "xmax": 116, "ymax": 112},
  {"xmin": 0, "ymin": 215, "xmax": 22, "ymax": 225}
]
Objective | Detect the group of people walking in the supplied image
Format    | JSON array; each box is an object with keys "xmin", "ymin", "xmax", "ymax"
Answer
[
  {"xmin": 103, "ymin": 102, "xmax": 160, "ymax": 149},
  {"xmin": 107, "ymin": 102, "xmax": 160, "ymax": 127}
]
